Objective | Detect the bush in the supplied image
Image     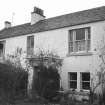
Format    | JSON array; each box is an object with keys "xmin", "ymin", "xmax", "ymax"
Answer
[
  {"xmin": 32, "ymin": 65, "xmax": 60, "ymax": 102},
  {"xmin": 0, "ymin": 63, "xmax": 28, "ymax": 104}
]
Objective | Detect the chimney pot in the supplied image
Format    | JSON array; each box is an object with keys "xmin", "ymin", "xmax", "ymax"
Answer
[
  {"xmin": 31, "ymin": 7, "xmax": 45, "ymax": 25},
  {"xmin": 5, "ymin": 21, "xmax": 11, "ymax": 28},
  {"xmin": 33, "ymin": 7, "xmax": 44, "ymax": 16}
]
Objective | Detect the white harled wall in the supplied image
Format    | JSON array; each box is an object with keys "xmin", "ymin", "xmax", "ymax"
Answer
[
  {"xmin": 1, "ymin": 20, "xmax": 105, "ymax": 91},
  {"xmin": 5, "ymin": 35, "xmax": 27, "ymax": 55}
]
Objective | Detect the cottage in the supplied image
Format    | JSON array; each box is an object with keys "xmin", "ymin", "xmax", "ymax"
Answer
[{"xmin": 0, "ymin": 6, "xmax": 105, "ymax": 93}]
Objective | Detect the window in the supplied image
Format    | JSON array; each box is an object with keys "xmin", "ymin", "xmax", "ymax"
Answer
[
  {"xmin": 0, "ymin": 41, "xmax": 5, "ymax": 58},
  {"xmin": 68, "ymin": 27, "xmax": 90, "ymax": 53},
  {"xmin": 27, "ymin": 35, "xmax": 34, "ymax": 56},
  {"xmin": 68, "ymin": 72, "xmax": 77, "ymax": 89},
  {"xmin": 80, "ymin": 72, "xmax": 90, "ymax": 90}
]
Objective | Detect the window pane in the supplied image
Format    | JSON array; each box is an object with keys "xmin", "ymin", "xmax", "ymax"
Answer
[
  {"xmin": 0, "ymin": 43, "xmax": 3, "ymax": 57},
  {"xmin": 76, "ymin": 28, "xmax": 85, "ymax": 40},
  {"xmin": 82, "ymin": 73, "xmax": 90, "ymax": 81},
  {"xmin": 70, "ymin": 31, "xmax": 73, "ymax": 41},
  {"xmin": 27, "ymin": 36, "xmax": 34, "ymax": 48},
  {"xmin": 27, "ymin": 35, "xmax": 34, "ymax": 56},
  {"xmin": 69, "ymin": 47, "xmax": 73, "ymax": 52},
  {"xmin": 68, "ymin": 72, "xmax": 77, "ymax": 89},
  {"xmin": 30, "ymin": 36, "xmax": 34, "ymax": 48},
  {"xmin": 0, "ymin": 44, "xmax": 3, "ymax": 49},
  {"xmin": 87, "ymin": 40, "xmax": 90, "ymax": 51},
  {"xmin": 70, "ymin": 72, "xmax": 77, "ymax": 80},
  {"xmin": 69, "ymin": 42, "xmax": 73, "ymax": 47},
  {"xmin": 81, "ymin": 72, "xmax": 90, "ymax": 90},
  {"xmin": 70, "ymin": 81, "xmax": 77, "ymax": 89},
  {"xmin": 69, "ymin": 42, "xmax": 73, "ymax": 52},
  {"xmin": 75, "ymin": 40, "xmax": 85, "ymax": 51},
  {"xmin": 82, "ymin": 82, "xmax": 90, "ymax": 90},
  {"xmin": 88, "ymin": 28, "xmax": 90, "ymax": 39}
]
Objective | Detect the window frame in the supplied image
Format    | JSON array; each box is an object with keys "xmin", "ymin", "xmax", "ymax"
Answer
[
  {"xmin": 68, "ymin": 27, "xmax": 91, "ymax": 53},
  {"xmin": 80, "ymin": 72, "xmax": 90, "ymax": 90},
  {"xmin": 68, "ymin": 72, "xmax": 77, "ymax": 89},
  {"xmin": 27, "ymin": 35, "xmax": 34, "ymax": 56}
]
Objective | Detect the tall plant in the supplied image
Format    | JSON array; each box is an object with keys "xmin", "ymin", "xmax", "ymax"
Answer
[
  {"xmin": 1, "ymin": 47, "xmax": 28, "ymax": 104},
  {"xmin": 90, "ymin": 42, "xmax": 105, "ymax": 105}
]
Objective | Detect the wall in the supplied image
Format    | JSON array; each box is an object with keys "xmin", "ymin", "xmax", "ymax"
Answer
[
  {"xmin": 61, "ymin": 56, "xmax": 92, "ymax": 91},
  {"xmin": 60, "ymin": 21, "xmax": 105, "ymax": 91},
  {"xmin": 34, "ymin": 29, "xmax": 68, "ymax": 57},
  {"xmin": 4, "ymin": 35, "xmax": 27, "ymax": 55},
  {"xmin": 1, "ymin": 20, "xmax": 105, "ymax": 91}
]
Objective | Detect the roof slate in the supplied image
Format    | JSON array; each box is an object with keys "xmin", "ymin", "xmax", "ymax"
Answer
[{"xmin": 0, "ymin": 6, "xmax": 105, "ymax": 39}]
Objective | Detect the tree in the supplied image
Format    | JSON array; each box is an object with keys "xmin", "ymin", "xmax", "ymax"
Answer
[{"xmin": 90, "ymin": 41, "xmax": 105, "ymax": 105}]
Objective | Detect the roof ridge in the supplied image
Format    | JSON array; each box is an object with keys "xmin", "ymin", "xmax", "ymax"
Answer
[
  {"xmin": 44, "ymin": 5, "xmax": 105, "ymax": 20},
  {"xmin": 3, "ymin": 5, "xmax": 105, "ymax": 29},
  {"xmin": 9, "ymin": 22, "xmax": 31, "ymax": 28},
  {"xmin": 0, "ymin": 5, "xmax": 105, "ymax": 39}
]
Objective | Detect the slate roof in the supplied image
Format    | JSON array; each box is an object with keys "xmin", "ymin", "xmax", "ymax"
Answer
[{"xmin": 0, "ymin": 6, "xmax": 105, "ymax": 39}]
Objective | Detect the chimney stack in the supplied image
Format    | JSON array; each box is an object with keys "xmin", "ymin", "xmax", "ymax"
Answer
[
  {"xmin": 31, "ymin": 7, "xmax": 45, "ymax": 25},
  {"xmin": 5, "ymin": 21, "xmax": 11, "ymax": 28}
]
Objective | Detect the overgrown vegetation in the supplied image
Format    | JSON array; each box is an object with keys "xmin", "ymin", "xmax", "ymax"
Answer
[
  {"xmin": 32, "ymin": 65, "xmax": 60, "ymax": 102},
  {"xmin": 0, "ymin": 47, "xmax": 28, "ymax": 104},
  {"xmin": 27, "ymin": 49, "xmax": 63, "ymax": 102},
  {"xmin": 89, "ymin": 43, "xmax": 105, "ymax": 105},
  {"xmin": 0, "ymin": 46, "xmax": 99, "ymax": 105},
  {"xmin": 0, "ymin": 63, "xmax": 28, "ymax": 104}
]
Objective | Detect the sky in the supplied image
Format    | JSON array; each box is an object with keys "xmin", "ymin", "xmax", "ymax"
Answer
[{"xmin": 0, "ymin": 0, "xmax": 105, "ymax": 29}]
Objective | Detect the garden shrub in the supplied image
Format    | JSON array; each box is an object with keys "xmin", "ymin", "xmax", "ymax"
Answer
[
  {"xmin": 32, "ymin": 65, "xmax": 60, "ymax": 102},
  {"xmin": 0, "ymin": 63, "xmax": 28, "ymax": 104}
]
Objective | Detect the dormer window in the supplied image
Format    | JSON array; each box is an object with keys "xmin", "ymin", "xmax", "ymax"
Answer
[{"xmin": 68, "ymin": 27, "xmax": 90, "ymax": 53}]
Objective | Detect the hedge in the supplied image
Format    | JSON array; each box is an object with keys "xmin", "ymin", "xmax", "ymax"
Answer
[{"xmin": 0, "ymin": 63, "xmax": 28, "ymax": 103}]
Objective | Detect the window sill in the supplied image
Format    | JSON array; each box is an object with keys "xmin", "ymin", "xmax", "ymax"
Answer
[
  {"xmin": 67, "ymin": 89, "xmax": 90, "ymax": 95},
  {"xmin": 80, "ymin": 89, "xmax": 90, "ymax": 93},
  {"xmin": 67, "ymin": 52, "xmax": 93, "ymax": 57}
]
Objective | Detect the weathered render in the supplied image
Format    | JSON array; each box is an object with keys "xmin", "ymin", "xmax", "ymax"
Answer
[{"xmin": 0, "ymin": 6, "xmax": 105, "ymax": 93}]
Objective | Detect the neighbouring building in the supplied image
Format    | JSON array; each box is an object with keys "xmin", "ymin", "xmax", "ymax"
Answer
[{"xmin": 0, "ymin": 6, "xmax": 105, "ymax": 94}]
